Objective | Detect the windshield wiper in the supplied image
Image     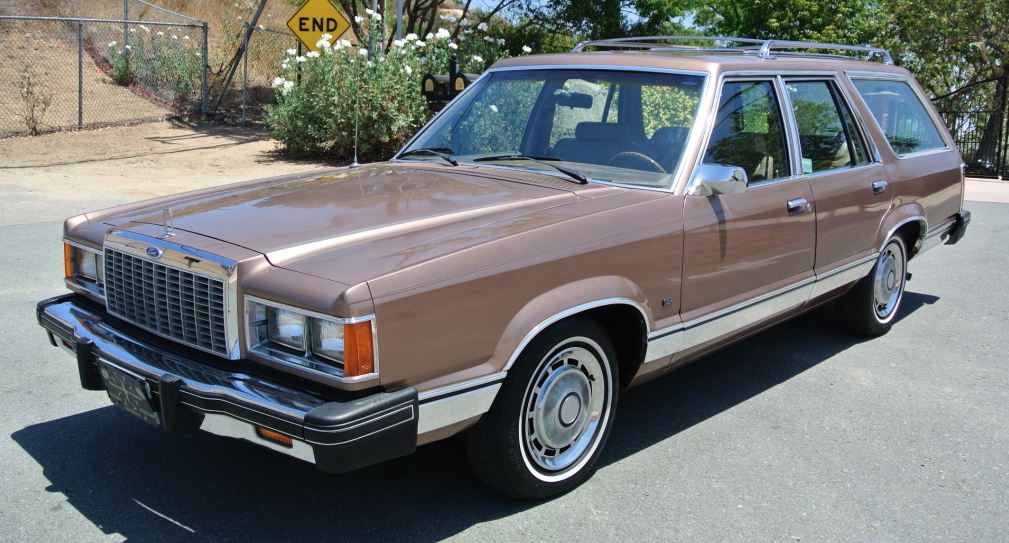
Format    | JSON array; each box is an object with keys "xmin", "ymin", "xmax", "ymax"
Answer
[
  {"xmin": 398, "ymin": 147, "xmax": 458, "ymax": 166},
  {"xmin": 472, "ymin": 154, "xmax": 588, "ymax": 185}
]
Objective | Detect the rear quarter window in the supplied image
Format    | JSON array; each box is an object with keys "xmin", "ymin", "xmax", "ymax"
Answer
[{"xmin": 851, "ymin": 78, "xmax": 947, "ymax": 155}]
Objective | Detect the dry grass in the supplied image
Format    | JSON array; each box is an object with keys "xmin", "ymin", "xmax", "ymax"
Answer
[
  {"xmin": 12, "ymin": 0, "xmax": 302, "ymax": 58},
  {"xmin": 3, "ymin": 0, "xmax": 314, "ymax": 123},
  {"xmin": 0, "ymin": 17, "xmax": 173, "ymax": 135}
]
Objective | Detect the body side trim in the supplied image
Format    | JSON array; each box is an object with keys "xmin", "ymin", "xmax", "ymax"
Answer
[
  {"xmin": 418, "ymin": 373, "xmax": 507, "ymax": 402},
  {"xmin": 918, "ymin": 216, "xmax": 958, "ymax": 255},
  {"xmin": 417, "ymin": 384, "xmax": 502, "ymax": 434},
  {"xmin": 808, "ymin": 254, "xmax": 878, "ymax": 300},
  {"xmin": 686, "ymin": 276, "xmax": 816, "ymax": 329},
  {"xmin": 645, "ymin": 281, "xmax": 814, "ymax": 363}
]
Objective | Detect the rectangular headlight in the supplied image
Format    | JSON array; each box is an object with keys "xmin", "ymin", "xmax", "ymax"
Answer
[
  {"xmin": 266, "ymin": 306, "xmax": 307, "ymax": 351},
  {"xmin": 311, "ymin": 319, "xmax": 375, "ymax": 376},
  {"xmin": 311, "ymin": 318, "xmax": 346, "ymax": 362},
  {"xmin": 247, "ymin": 297, "xmax": 378, "ymax": 380},
  {"xmin": 64, "ymin": 243, "xmax": 104, "ymax": 293}
]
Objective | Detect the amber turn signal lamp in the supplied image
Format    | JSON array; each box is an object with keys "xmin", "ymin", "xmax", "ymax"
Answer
[
  {"xmin": 343, "ymin": 321, "xmax": 375, "ymax": 377},
  {"xmin": 255, "ymin": 427, "xmax": 293, "ymax": 448},
  {"xmin": 63, "ymin": 243, "xmax": 74, "ymax": 279}
]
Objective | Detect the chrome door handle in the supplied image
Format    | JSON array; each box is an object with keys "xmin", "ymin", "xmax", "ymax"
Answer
[
  {"xmin": 787, "ymin": 198, "xmax": 810, "ymax": 214},
  {"xmin": 872, "ymin": 180, "xmax": 888, "ymax": 194}
]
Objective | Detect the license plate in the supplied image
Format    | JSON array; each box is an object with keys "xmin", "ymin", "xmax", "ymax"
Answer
[{"xmin": 98, "ymin": 361, "xmax": 161, "ymax": 427}]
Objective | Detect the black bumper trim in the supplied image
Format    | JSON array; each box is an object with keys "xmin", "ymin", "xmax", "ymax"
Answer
[
  {"xmin": 37, "ymin": 295, "xmax": 418, "ymax": 473},
  {"xmin": 946, "ymin": 209, "xmax": 971, "ymax": 245},
  {"xmin": 75, "ymin": 337, "xmax": 104, "ymax": 391}
]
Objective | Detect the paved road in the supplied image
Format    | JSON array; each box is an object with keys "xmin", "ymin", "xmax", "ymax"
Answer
[{"xmin": 2, "ymin": 184, "xmax": 1006, "ymax": 542}]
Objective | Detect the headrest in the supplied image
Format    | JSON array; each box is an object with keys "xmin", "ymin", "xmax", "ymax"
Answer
[
  {"xmin": 649, "ymin": 126, "xmax": 689, "ymax": 148},
  {"xmin": 575, "ymin": 122, "xmax": 631, "ymax": 142}
]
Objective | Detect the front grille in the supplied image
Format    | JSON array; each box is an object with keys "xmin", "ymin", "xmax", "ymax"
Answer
[{"xmin": 104, "ymin": 248, "xmax": 228, "ymax": 355}]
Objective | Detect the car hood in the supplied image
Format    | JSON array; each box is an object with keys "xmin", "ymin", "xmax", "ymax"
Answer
[{"xmin": 99, "ymin": 163, "xmax": 620, "ymax": 284}]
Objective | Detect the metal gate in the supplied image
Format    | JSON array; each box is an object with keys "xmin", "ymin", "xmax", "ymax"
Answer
[{"xmin": 936, "ymin": 76, "xmax": 1009, "ymax": 179}]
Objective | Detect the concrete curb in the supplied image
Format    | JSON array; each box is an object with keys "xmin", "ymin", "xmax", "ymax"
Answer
[{"xmin": 966, "ymin": 177, "xmax": 1009, "ymax": 204}]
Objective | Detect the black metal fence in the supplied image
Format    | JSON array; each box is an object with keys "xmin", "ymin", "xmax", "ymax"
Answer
[
  {"xmin": 936, "ymin": 77, "xmax": 1009, "ymax": 179},
  {"xmin": 0, "ymin": 14, "xmax": 208, "ymax": 137}
]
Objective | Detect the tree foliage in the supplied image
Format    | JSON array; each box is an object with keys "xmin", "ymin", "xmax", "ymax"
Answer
[
  {"xmin": 333, "ymin": 0, "xmax": 527, "ymax": 49},
  {"xmin": 527, "ymin": 0, "xmax": 881, "ymax": 44},
  {"xmin": 878, "ymin": 0, "xmax": 1007, "ymax": 97},
  {"xmin": 689, "ymin": 0, "xmax": 881, "ymax": 45},
  {"xmin": 532, "ymin": 0, "xmax": 692, "ymax": 40}
]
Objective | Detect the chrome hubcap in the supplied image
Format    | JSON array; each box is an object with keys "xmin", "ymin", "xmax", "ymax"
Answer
[
  {"xmin": 873, "ymin": 241, "xmax": 905, "ymax": 321},
  {"xmin": 523, "ymin": 344, "xmax": 608, "ymax": 473}
]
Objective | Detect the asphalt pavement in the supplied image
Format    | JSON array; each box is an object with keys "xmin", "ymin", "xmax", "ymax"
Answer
[{"xmin": 1, "ymin": 181, "xmax": 1007, "ymax": 542}]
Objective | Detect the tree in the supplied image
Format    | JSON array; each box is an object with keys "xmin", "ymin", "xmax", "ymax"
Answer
[
  {"xmin": 879, "ymin": 0, "xmax": 1007, "ymax": 171},
  {"xmin": 526, "ymin": 0, "xmax": 882, "ymax": 45},
  {"xmin": 333, "ymin": 0, "xmax": 528, "ymax": 49},
  {"xmin": 527, "ymin": 1, "xmax": 693, "ymax": 41},
  {"xmin": 880, "ymin": 0, "xmax": 1006, "ymax": 94},
  {"xmin": 689, "ymin": 0, "xmax": 881, "ymax": 45}
]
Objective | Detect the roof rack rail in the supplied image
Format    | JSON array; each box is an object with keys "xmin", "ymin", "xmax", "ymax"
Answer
[{"xmin": 571, "ymin": 36, "xmax": 895, "ymax": 65}]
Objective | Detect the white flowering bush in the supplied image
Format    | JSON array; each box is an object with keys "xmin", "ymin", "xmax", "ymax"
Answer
[
  {"xmin": 106, "ymin": 26, "xmax": 203, "ymax": 110},
  {"xmin": 267, "ymin": 11, "xmax": 532, "ymax": 161},
  {"xmin": 267, "ymin": 32, "xmax": 427, "ymax": 159}
]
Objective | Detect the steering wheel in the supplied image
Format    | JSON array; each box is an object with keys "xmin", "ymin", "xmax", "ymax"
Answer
[{"xmin": 606, "ymin": 152, "xmax": 665, "ymax": 173}]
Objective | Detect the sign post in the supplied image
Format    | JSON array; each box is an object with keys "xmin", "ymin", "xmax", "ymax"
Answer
[{"xmin": 287, "ymin": 0, "xmax": 351, "ymax": 51}]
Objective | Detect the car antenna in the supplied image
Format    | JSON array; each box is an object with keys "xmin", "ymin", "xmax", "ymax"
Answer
[{"xmin": 349, "ymin": 51, "xmax": 361, "ymax": 169}]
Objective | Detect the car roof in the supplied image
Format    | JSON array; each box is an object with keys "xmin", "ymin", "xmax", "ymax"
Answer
[{"xmin": 491, "ymin": 37, "xmax": 909, "ymax": 78}]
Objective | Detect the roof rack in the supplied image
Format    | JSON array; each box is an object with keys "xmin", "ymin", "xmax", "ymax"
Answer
[{"xmin": 571, "ymin": 36, "xmax": 894, "ymax": 65}]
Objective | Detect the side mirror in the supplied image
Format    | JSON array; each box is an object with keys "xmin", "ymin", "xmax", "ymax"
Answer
[{"xmin": 687, "ymin": 165, "xmax": 748, "ymax": 196}]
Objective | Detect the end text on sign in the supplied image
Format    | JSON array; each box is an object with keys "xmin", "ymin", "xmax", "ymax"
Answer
[{"xmin": 298, "ymin": 17, "xmax": 343, "ymax": 32}]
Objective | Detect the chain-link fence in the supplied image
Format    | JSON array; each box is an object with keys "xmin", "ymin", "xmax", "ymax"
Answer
[
  {"xmin": 208, "ymin": 24, "xmax": 299, "ymax": 127},
  {"xmin": 0, "ymin": 14, "xmax": 207, "ymax": 137}
]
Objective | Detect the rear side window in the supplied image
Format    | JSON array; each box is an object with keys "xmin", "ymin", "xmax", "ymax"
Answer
[
  {"xmin": 851, "ymin": 79, "xmax": 947, "ymax": 155},
  {"xmin": 786, "ymin": 80, "xmax": 870, "ymax": 174}
]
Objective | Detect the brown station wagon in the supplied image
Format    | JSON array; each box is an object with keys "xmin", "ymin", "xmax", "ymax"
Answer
[{"xmin": 38, "ymin": 37, "xmax": 970, "ymax": 499}]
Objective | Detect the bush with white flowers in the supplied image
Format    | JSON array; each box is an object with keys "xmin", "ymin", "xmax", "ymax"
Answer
[
  {"xmin": 266, "ymin": 11, "xmax": 532, "ymax": 161},
  {"xmin": 106, "ymin": 26, "xmax": 203, "ymax": 110}
]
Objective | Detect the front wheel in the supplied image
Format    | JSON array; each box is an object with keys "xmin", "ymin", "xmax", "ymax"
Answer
[
  {"xmin": 464, "ymin": 318, "xmax": 617, "ymax": 499},
  {"xmin": 837, "ymin": 236, "xmax": 908, "ymax": 336}
]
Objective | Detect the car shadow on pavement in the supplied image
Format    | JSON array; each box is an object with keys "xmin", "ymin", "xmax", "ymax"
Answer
[
  {"xmin": 10, "ymin": 293, "xmax": 938, "ymax": 542},
  {"xmin": 600, "ymin": 291, "xmax": 940, "ymax": 468}
]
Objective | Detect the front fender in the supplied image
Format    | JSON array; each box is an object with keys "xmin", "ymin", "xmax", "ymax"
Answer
[{"xmin": 489, "ymin": 275, "xmax": 653, "ymax": 374}]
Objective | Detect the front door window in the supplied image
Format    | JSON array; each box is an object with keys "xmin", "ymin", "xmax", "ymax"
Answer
[{"xmin": 702, "ymin": 81, "xmax": 790, "ymax": 182}]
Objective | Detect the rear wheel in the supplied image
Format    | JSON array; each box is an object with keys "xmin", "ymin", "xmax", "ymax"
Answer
[
  {"xmin": 837, "ymin": 236, "xmax": 908, "ymax": 336},
  {"xmin": 464, "ymin": 318, "xmax": 617, "ymax": 500}
]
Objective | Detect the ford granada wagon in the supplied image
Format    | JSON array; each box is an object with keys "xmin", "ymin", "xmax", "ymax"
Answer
[{"xmin": 38, "ymin": 37, "xmax": 970, "ymax": 499}]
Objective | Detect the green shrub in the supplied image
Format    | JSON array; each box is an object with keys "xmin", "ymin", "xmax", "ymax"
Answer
[{"xmin": 266, "ymin": 38, "xmax": 427, "ymax": 160}]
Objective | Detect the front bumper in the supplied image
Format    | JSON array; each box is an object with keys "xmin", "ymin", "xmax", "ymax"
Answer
[{"xmin": 36, "ymin": 294, "xmax": 418, "ymax": 473}]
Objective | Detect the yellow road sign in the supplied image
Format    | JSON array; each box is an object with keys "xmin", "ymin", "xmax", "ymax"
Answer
[{"xmin": 287, "ymin": 0, "xmax": 351, "ymax": 51}]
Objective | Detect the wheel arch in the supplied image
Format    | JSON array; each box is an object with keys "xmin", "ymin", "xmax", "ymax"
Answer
[
  {"xmin": 878, "ymin": 204, "xmax": 927, "ymax": 259},
  {"xmin": 494, "ymin": 276, "xmax": 651, "ymax": 389}
]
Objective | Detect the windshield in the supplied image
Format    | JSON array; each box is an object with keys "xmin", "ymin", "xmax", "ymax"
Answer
[{"xmin": 398, "ymin": 69, "xmax": 705, "ymax": 189}]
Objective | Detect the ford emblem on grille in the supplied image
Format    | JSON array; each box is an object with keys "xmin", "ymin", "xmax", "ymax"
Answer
[{"xmin": 145, "ymin": 246, "xmax": 164, "ymax": 258}]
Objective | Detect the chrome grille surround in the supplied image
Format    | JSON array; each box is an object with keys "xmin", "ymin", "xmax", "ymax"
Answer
[{"xmin": 103, "ymin": 230, "xmax": 239, "ymax": 359}]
